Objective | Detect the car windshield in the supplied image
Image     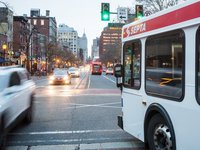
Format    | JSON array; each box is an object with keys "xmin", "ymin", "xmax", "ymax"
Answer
[
  {"xmin": 0, "ymin": 75, "xmax": 8, "ymax": 92},
  {"xmin": 69, "ymin": 68, "xmax": 77, "ymax": 71},
  {"xmin": 53, "ymin": 71, "xmax": 66, "ymax": 75}
]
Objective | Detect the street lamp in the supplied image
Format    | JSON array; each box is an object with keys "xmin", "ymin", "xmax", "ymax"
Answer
[{"xmin": 2, "ymin": 43, "xmax": 7, "ymax": 65}]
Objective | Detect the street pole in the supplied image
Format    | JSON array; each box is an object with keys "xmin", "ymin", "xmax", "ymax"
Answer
[
  {"xmin": 26, "ymin": 26, "xmax": 35, "ymax": 73},
  {"xmin": 30, "ymin": 45, "xmax": 33, "ymax": 75},
  {"xmin": 3, "ymin": 49, "xmax": 5, "ymax": 66},
  {"xmin": 46, "ymin": 56, "xmax": 48, "ymax": 75}
]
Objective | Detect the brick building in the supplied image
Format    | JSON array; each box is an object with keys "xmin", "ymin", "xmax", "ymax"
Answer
[
  {"xmin": 27, "ymin": 9, "xmax": 57, "ymax": 72},
  {"xmin": 13, "ymin": 16, "xmax": 31, "ymax": 65}
]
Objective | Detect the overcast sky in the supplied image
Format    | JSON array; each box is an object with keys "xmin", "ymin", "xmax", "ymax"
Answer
[{"xmin": 1, "ymin": 0, "xmax": 135, "ymax": 56}]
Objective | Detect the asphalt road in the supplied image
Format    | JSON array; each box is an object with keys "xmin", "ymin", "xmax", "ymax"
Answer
[{"xmin": 6, "ymin": 69, "xmax": 145, "ymax": 150}]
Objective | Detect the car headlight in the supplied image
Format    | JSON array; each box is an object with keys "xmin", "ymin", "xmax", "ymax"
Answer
[
  {"xmin": 64, "ymin": 76, "xmax": 69, "ymax": 80},
  {"xmin": 50, "ymin": 76, "xmax": 55, "ymax": 80}
]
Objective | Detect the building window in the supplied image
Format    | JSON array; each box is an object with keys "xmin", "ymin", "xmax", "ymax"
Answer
[
  {"xmin": 33, "ymin": 19, "xmax": 37, "ymax": 25},
  {"xmin": 41, "ymin": 20, "xmax": 44, "ymax": 25}
]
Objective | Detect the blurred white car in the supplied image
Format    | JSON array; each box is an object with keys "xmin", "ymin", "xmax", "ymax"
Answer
[
  {"xmin": 106, "ymin": 67, "xmax": 114, "ymax": 75},
  {"xmin": 49, "ymin": 69, "xmax": 71, "ymax": 85},
  {"xmin": 0, "ymin": 66, "xmax": 36, "ymax": 148},
  {"xmin": 68, "ymin": 67, "xmax": 80, "ymax": 77}
]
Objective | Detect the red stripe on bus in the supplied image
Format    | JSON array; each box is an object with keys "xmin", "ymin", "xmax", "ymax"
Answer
[{"xmin": 123, "ymin": 2, "xmax": 200, "ymax": 38}]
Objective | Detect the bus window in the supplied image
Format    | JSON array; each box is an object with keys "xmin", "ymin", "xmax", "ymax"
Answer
[
  {"xmin": 123, "ymin": 44, "xmax": 132, "ymax": 86},
  {"xmin": 123, "ymin": 40, "xmax": 141, "ymax": 89},
  {"xmin": 196, "ymin": 26, "xmax": 200, "ymax": 104},
  {"xmin": 145, "ymin": 30, "xmax": 185, "ymax": 100}
]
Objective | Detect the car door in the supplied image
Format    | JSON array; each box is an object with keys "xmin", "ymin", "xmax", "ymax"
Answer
[
  {"xmin": 6, "ymin": 71, "xmax": 23, "ymax": 126},
  {"xmin": 17, "ymin": 70, "xmax": 32, "ymax": 110}
]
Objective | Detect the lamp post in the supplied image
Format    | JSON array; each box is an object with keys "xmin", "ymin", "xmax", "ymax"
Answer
[{"xmin": 2, "ymin": 43, "xmax": 7, "ymax": 65}]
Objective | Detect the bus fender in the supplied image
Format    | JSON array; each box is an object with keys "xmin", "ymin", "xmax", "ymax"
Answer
[{"xmin": 144, "ymin": 103, "xmax": 176, "ymax": 149}]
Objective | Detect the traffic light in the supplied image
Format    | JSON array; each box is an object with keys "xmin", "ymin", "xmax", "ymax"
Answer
[
  {"xmin": 135, "ymin": 5, "xmax": 144, "ymax": 19},
  {"xmin": 101, "ymin": 3, "xmax": 110, "ymax": 21}
]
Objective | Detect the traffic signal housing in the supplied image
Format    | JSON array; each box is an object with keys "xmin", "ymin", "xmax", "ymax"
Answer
[
  {"xmin": 135, "ymin": 5, "xmax": 144, "ymax": 19},
  {"xmin": 101, "ymin": 3, "xmax": 110, "ymax": 21}
]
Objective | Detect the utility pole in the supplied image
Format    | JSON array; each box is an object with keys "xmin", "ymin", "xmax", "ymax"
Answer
[{"xmin": 26, "ymin": 25, "xmax": 36, "ymax": 73}]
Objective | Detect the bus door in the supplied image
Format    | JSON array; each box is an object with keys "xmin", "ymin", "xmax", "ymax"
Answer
[{"xmin": 122, "ymin": 40, "xmax": 144, "ymax": 139}]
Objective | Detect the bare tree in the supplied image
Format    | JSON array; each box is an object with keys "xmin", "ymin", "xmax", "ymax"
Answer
[{"xmin": 135, "ymin": 0, "xmax": 187, "ymax": 15}]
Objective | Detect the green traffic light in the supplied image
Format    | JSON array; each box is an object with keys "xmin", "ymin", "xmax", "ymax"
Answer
[
  {"xmin": 135, "ymin": 5, "xmax": 144, "ymax": 20},
  {"xmin": 102, "ymin": 12, "xmax": 109, "ymax": 21},
  {"xmin": 137, "ymin": 13, "xmax": 143, "ymax": 19},
  {"xmin": 101, "ymin": 3, "xmax": 110, "ymax": 21}
]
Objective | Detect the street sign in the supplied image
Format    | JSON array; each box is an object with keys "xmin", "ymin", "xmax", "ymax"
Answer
[{"xmin": 117, "ymin": 7, "xmax": 128, "ymax": 21}]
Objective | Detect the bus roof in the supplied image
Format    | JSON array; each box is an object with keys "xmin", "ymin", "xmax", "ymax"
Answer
[{"xmin": 122, "ymin": 0, "xmax": 200, "ymax": 42}]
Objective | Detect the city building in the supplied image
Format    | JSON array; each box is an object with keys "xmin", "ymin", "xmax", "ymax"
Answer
[
  {"xmin": 91, "ymin": 37, "xmax": 100, "ymax": 59},
  {"xmin": 78, "ymin": 32, "xmax": 88, "ymax": 63},
  {"xmin": 99, "ymin": 23, "xmax": 124, "ymax": 65},
  {"xmin": 27, "ymin": 9, "xmax": 57, "ymax": 72},
  {"xmin": 28, "ymin": 9, "xmax": 57, "ymax": 45},
  {"xmin": 57, "ymin": 24, "xmax": 78, "ymax": 56},
  {"xmin": 13, "ymin": 16, "xmax": 31, "ymax": 66},
  {"xmin": 0, "ymin": 7, "xmax": 13, "ymax": 65}
]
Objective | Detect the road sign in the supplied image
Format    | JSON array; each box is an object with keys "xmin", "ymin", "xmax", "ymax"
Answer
[{"xmin": 117, "ymin": 7, "xmax": 128, "ymax": 21}]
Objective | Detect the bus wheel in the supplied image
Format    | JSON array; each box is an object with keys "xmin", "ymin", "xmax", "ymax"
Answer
[{"xmin": 147, "ymin": 114, "xmax": 175, "ymax": 150}]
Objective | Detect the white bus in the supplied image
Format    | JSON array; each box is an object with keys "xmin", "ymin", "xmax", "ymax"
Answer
[{"xmin": 114, "ymin": 1, "xmax": 200, "ymax": 150}]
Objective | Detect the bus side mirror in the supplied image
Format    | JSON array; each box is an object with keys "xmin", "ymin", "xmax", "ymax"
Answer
[
  {"xmin": 114, "ymin": 64, "xmax": 123, "ymax": 89},
  {"xmin": 114, "ymin": 64, "xmax": 122, "ymax": 78}
]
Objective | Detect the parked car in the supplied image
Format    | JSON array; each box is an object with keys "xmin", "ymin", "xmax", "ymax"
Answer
[
  {"xmin": 68, "ymin": 67, "xmax": 80, "ymax": 77},
  {"xmin": 0, "ymin": 65, "xmax": 36, "ymax": 148},
  {"xmin": 106, "ymin": 67, "xmax": 114, "ymax": 75},
  {"xmin": 49, "ymin": 69, "xmax": 71, "ymax": 85}
]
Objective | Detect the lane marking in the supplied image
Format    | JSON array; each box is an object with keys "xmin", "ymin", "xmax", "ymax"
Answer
[
  {"xmin": 66, "ymin": 102, "xmax": 121, "ymax": 109},
  {"xmin": 87, "ymin": 73, "xmax": 91, "ymax": 89},
  {"xmin": 74, "ymin": 74, "xmax": 85, "ymax": 89},
  {"xmin": 35, "ymin": 93, "xmax": 120, "ymax": 98},
  {"xmin": 33, "ymin": 101, "xmax": 121, "ymax": 109},
  {"xmin": 9, "ymin": 129, "xmax": 122, "ymax": 135},
  {"xmin": 7, "ymin": 137, "xmax": 142, "ymax": 147},
  {"xmin": 102, "ymin": 75, "xmax": 116, "ymax": 83}
]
